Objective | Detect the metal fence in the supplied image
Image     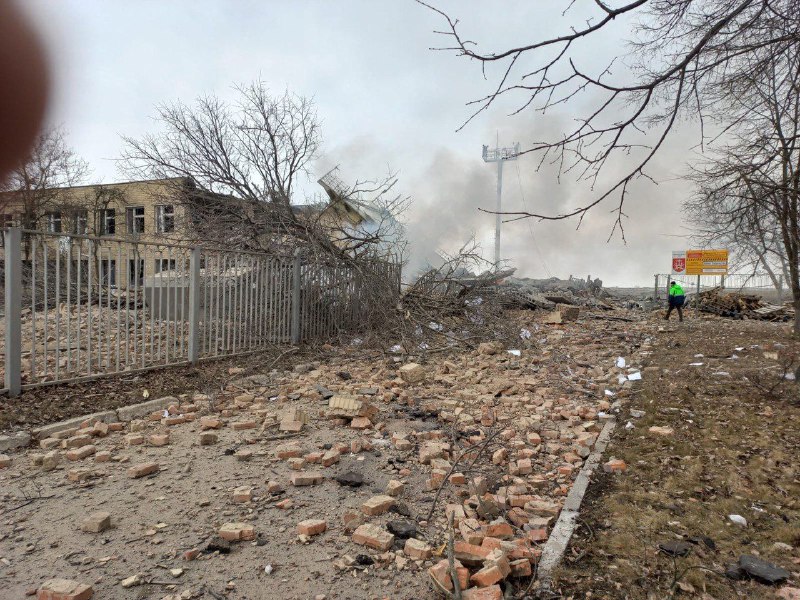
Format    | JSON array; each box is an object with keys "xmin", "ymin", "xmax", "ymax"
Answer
[
  {"xmin": 1, "ymin": 228, "xmax": 398, "ymax": 395},
  {"xmin": 654, "ymin": 273, "xmax": 786, "ymax": 301}
]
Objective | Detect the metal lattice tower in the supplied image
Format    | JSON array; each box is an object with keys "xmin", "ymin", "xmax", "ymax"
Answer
[{"xmin": 482, "ymin": 142, "xmax": 520, "ymax": 266}]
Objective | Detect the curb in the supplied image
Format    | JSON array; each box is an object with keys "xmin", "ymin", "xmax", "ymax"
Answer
[
  {"xmin": 2, "ymin": 395, "xmax": 182, "ymax": 449},
  {"xmin": 536, "ymin": 417, "xmax": 617, "ymax": 592}
]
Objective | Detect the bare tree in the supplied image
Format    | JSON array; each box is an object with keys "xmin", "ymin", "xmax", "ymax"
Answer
[
  {"xmin": 0, "ymin": 126, "xmax": 89, "ymax": 230},
  {"xmin": 418, "ymin": 0, "xmax": 800, "ymax": 234},
  {"xmin": 687, "ymin": 46, "xmax": 800, "ymax": 334},
  {"xmin": 122, "ymin": 82, "xmax": 327, "ymax": 251},
  {"xmin": 123, "ymin": 81, "xmax": 408, "ymax": 264}
]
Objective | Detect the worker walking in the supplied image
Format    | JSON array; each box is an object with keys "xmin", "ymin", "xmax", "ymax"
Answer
[{"xmin": 665, "ymin": 280, "xmax": 685, "ymax": 321}]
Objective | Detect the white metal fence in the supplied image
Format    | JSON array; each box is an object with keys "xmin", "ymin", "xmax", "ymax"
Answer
[
  {"xmin": 1, "ymin": 228, "xmax": 398, "ymax": 396},
  {"xmin": 653, "ymin": 273, "xmax": 786, "ymax": 301}
]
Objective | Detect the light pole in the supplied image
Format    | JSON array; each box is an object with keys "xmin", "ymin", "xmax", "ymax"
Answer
[{"xmin": 482, "ymin": 142, "xmax": 520, "ymax": 266}]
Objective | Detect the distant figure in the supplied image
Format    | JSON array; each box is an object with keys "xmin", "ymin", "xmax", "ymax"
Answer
[{"xmin": 666, "ymin": 280, "xmax": 685, "ymax": 322}]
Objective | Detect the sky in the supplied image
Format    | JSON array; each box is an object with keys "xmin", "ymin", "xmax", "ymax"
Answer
[{"xmin": 16, "ymin": 0, "xmax": 702, "ymax": 286}]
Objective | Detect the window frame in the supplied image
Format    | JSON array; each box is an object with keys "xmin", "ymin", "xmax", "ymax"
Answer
[
  {"xmin": 73, "ymin": 210, "xmax": 88, "ymax": 235},
  {"xmin": 126, "ymin": 206, "xmax": 146, "ymax": 234},
  {"xmin": 100, "ymin": 259, "xmax": 117, "ymax": 287},
  {"xmin": 47, "ymin": 211, "xmax": 62, "ymax": 233},
  {"xmin": 155, "ymin": 204, "xmax": 175, "ymax": 233},
  {"xmin": 98, "ymin": 208, "xmax": 116, "ymax": 236},
  {"xmin": 154, "ymin": 258, "xmax": 177, "ymax": 274}
]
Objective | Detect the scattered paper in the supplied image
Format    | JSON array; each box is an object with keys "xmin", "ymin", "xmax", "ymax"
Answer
[
  {"xmin": 616, "ymin": 357, "xmax": 626, "ymax": 368},
  {"xmin": 604, "ymin": 389, "xmax": 616, "ymax": 397},
  {"xmin": 507, "ymin": 349, "xmax": 521, "ymax": 357},
  {"xmin": 689, "ymin": 362, "xmax": 704, "ymax": 366},
  {"xmin": 627, "ymin": 372, "xmax": 642, "ymax": 381}
]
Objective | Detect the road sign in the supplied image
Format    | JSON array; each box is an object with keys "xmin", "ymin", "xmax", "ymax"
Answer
[
  {"xmin": 672, "ymin": 251, "xmax": 686, "ymax": 275},
  {"xmin": 672, "ymin": 249, "xmax": 728, "ymax": 275}
]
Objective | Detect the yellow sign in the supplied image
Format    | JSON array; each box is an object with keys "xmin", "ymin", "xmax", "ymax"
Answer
[{"xmin": 685, "ymin": 249, "xmax": 728, "ymax": 275}]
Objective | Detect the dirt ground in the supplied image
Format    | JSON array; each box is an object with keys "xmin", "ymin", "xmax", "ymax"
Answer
[
  {"xmin": 0, "ymin": 308, "xmax": 657, "ymax": 600},
  {"xmin": 2, "ymin": 309, "xmax": 797, "ymax": 600},
  {"xmin": 0, "ymin": 346, "xmax": 322, "ymax": 432},
  {"xmin": 554, "ymin": 315, "xmax": 800, "ymax": 599}
]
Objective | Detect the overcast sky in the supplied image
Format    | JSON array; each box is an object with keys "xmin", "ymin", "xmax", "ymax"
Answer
[{"xmin": 18, "ymin": 0, "xmax": 700, "ymax": 286}]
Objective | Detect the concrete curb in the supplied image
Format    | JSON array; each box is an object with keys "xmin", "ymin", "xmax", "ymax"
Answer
[
  {"xmin": 2, "ymin": 395, "xmax": 183, "ymax": 447},
  {"xmin": 536, "ymin": 417, "xmax": 617, "ymax": 593}
]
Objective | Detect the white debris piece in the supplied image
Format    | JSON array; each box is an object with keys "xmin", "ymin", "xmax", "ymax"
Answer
[{"xmin": 729, "ymin": 514, "xmax": 748, "ymax": 527}]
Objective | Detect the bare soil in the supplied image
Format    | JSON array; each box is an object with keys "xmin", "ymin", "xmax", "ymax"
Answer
[
  {"xmin": 0, "ymin": 346, "xmax": 322, "ymax": 432},
  {"xmin": 554, "ymin": 315, "xmax": 800, "ymax": 599},
  {"xmin": 0, "ymin": 309, "xmax": 652, "ymax": 600}
]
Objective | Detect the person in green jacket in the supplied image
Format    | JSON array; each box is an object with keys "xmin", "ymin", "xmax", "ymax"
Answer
[{"xmin": 666, "ymin": 281, "xmax": 685, "ymax": 321}]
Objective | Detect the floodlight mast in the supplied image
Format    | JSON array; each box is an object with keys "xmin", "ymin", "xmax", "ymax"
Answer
[{"xmin": 482, "ymin": 142, "xmax": 520, "ymax": 266}]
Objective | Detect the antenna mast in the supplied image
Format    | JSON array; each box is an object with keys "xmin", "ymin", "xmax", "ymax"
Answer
[{"xmin": 482, "ymin": 142, "xmax": 520, "ymax": 266}]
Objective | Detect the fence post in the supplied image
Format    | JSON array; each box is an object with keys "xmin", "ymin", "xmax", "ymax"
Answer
[
  {"xmin": 290, "ymin": 250, "xmax": 301, "ymax": 345},
  {"xmin": 5, "ymin": 227, "xmax": 22, "ymax": 396},
  {"xmin": 653, "ymin": 274, "xmax": 659, "ymax": 300},
  {"xmin": 188, "ymin": 247, "xmax": 201, "ymax": 365}
]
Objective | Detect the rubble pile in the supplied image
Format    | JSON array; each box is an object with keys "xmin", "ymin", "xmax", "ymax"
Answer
[
  {"xmin": 494, "ymin": 276, "xmax": 617, "ymax": 312},
  {"xmin": 696, "ymin": 287, "xmax": 794, "ymax": 321},
  {"xmin": 0, "ymin": 309, "xmax": 653, "ymax": 598}
]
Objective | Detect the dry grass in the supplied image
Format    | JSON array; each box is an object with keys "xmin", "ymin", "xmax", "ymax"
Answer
[{"xmin": 555, "ymin": 316, "xmax": 800, "ymax": 599}]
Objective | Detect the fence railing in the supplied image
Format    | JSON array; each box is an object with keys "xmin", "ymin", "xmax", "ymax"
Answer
[
  {"xmin": 1, "ymin": 228, "xmax": 398, "ymax": 396},
  {"xmin": 653, "ymin": 273, "xmax": 785, "ymax": 301}
]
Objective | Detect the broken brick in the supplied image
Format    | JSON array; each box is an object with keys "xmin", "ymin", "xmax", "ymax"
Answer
[
  {"xmin": 128, "ymin": 462, "xmax": 159, "ymax": 479},
  {"xmin": 291, "ymin": 471, "xmax": 323, "ymax": 486},
  {"xmin": 296, "ymin": 519, "xmax": 327, "ymax": 536},
  {"xmin": 37, "ymin": 579, "xmax": 93, "ymax": 600},
  {"xmin": 461, "ymin": 585, "xmax": 503, "ymax": 599},
  {"xmin": 149, "ymin": 434, "xmax": 170, "ymax": 446},
  {"xmin": 404, "ymin": 538, "xmax": 433, "ymax": 559},
  {"xmin": 219, "ymin": 522, "xmax": 256, "ymax": 541},
  {"xmin": 352, "ymin": 523, "xmax": 394, "ymax": 550},
  {"xmin": 81, "ymin": 511, "xmax": 111, "ymax": 533},
  {"xmin": 386, "ymin": 479, "xmax": 404, "ymax": 497},
  {"xmin": 428, "ymin": 559, "xmax": 469, "ymax": 592},
  {"xmin": 232, "ymin": 486, "xmax": 253, "ymax": 503},
  {"xmin": 361, "ymin": 495, "xmax": 395, "ymax": 516}
]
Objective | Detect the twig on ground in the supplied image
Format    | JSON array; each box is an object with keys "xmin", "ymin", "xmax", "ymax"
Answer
[
  {"xmin": 426, "ymin": 428, "xmax": 503, "ymax": 523},
  {"xmin": 448, "ymin": 510, "xmax": 462, "ymax": 600}
]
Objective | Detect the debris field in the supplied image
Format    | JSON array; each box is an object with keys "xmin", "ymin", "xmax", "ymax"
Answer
[{"xmin": 1, "ymin": 309, "xmax": 658, "ymax": 599}]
